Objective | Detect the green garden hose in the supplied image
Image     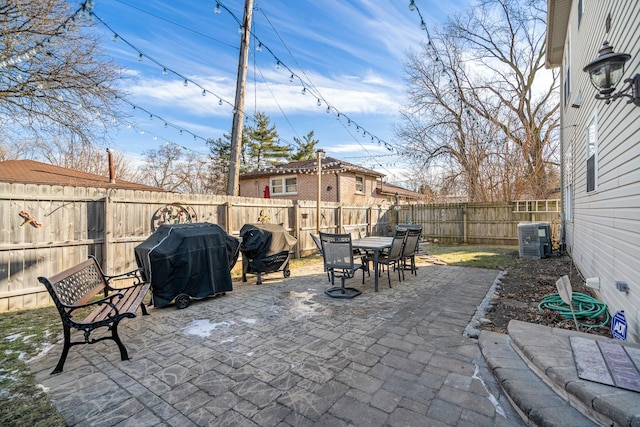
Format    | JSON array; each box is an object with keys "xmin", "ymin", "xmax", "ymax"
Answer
[{"xmin": 538, "ymin": 292, "xmax": 610, "ymax": 330}]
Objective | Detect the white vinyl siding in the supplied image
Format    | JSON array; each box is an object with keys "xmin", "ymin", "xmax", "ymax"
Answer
[
  {"xmin": 586, "ymin": 115, "xmax": 597, "ymax": 193},
  {"xmin": 558, "ymin": 1, "xmax": 640, "ymax": 342}
]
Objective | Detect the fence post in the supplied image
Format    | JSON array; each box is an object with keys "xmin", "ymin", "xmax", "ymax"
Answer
[
  {"xmin": 103, "ymin": 189, "xmax": 112, "ymax": 272},
  {"xmin": 293, "ymin": 200, "xmax": 300, "ymax": 259},
  {"xmin": 463, "ymin": 203, "xmax": 468, "ymax": 244},
  {"xmin": 337, "ymin": 205, "xmax": 343, "ymax": 233},
  {"xmin": 225, "ymin": 201, "xmax": 232, "ymax": 235}
]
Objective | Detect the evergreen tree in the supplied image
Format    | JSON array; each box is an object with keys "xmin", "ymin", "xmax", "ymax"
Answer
[
  {"xmin": 290, "ymin": 131, "xmax": 319, "ymax": 161},
  {"xmin": 244, "ymin": 112, "xmax": 289, "ymax": 170}
]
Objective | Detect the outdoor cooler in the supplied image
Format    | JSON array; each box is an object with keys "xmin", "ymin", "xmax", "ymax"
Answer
[
  {"xmin": 239, "ymin": 223, "xmax": 297, "ymax": 285},
  {"xmin": 134, "ymin": 223, "xmax": 240, "ymax": 309}
]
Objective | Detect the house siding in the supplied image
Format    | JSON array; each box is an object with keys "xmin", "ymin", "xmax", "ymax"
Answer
[
  {"xmin": 239, "ymin": 172, "xmax": 390, "ymax": 204},
  {"xmin": 555, "ymin": 0, "xmax": 640, "ymax": 341}
]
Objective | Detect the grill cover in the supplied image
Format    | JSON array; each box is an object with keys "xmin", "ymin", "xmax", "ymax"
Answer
[
  {"xmin": 135, "ymin": 223, "xmax": 239, "ymax": 308},
  {"xmin": 240, "ymin": 223, "xmax": 297, "ymax": 274}
]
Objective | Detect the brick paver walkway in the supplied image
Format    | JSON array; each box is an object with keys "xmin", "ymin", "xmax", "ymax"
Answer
[{"xmin": 30, "ymin": 258, "xmax": 525, "ymax": 426}]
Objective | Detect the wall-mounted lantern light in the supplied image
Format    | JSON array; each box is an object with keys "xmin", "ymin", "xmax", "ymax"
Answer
[{"xmin": 583, "ymin": 40, "xmax": 640, "ymax": 106}]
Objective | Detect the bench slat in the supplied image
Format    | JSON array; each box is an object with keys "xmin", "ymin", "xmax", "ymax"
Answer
[{"xmin": 83, "ymin": 283, "xmax": 151, "ymax": 324}]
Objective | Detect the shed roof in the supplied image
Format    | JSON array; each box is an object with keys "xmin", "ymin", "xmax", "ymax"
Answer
[{"xmin": 0, "ymin": 159, "xmax": 164, "ymax": 191}]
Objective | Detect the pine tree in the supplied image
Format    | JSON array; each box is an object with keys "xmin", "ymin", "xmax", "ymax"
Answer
[
  {"xmin": 244, "ymin": 112, "xmax": 289, "ymax": 170},
  {"xmin": 290, "ymin": 131, "xmax": 319, "ymax": 161}
]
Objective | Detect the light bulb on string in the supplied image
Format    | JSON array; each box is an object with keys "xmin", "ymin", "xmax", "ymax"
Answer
[
  {"xmin": 214, "ymin": 3, "xmax": 221, "ymax": 14},
  {"xmin": 179, "ymin": 130, "xmax": 183, "ymax": 135},
  {"xmin": 289, "ymin": 74, "xmax": 294, "ymax": 82},
  {"xmin": 238, "ymin": 25, "xmax": 244, "ymax": 34},
  {"xmin": 183, "ymin": 79, "xmax": 188, "ymax": 87},
  {"xmin": 317, "ymin": 98, "xmax": 321, "ymax": 107},
  {"xmin": 409, "ymin": 0, "xmax": 416, "ymax": 11},
  {"xmin": 275, "ymin": 60, "xmax": 281, "ymax": 69},
  {"xmin": 162, "ymin": 68, "xmax": 168, "ymax": 75},
  {"xmin": 256, "ymin": 42, "xmax": 262, "ymax": 52},
  {"xmin": 202, "ymin": 90, "xmax": 206, "ymax": 96},
  {"xmin": 301, "ymin": 87, "xmax": 306, "ymax": 95},
  {"xmin": 111, "ymin": 34, "xmax": 118, "ymax": 42},
  {"xmin": 420, "ymin": 20, "xmax": 426, "ymax": 31},
  {"xmin": 137, "ymin": 53, "xmax": 143, "ymax": 61},
  {"xmin": 218, "ymin": 98, "xmax": 223, "ymax": 105},
  {"xmin": 326, "ymin": 106, "xmax": 331, "ymax": 113}
]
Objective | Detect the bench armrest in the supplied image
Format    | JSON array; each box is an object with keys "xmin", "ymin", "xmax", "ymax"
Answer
[{"xmin": 104, "ymin": 268, "xmax": 145, "ymax": 287}]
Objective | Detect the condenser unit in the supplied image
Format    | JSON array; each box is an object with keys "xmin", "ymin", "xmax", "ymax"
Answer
[{"xmin": 517, "ymin": 222, "xmax": 551, "ymax": 259}]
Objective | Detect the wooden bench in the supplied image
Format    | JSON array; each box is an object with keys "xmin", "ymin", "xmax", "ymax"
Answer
[{"xmin": 38, "ymin": 255, "xmax": 151, "ymax": 374}]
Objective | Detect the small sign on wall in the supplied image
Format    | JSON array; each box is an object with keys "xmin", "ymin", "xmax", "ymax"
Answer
[{"xmin": 611, "ymin": 311, "xmax": 627, "ymax": 341}]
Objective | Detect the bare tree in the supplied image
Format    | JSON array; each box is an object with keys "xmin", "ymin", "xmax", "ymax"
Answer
[
  {"xmin": 139, "ymin": 143, "xmax": 223, "ymax": 194},
  {"xmin": 0, "ymin": 0, "xmax": 125, "ymax": 165},
  {"xmin": 398, "ymin": 0, "xmax": 559, "ymax": 202}
]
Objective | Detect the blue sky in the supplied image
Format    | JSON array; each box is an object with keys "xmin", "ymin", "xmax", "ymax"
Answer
[{"xmin": 88, "ymin": 0, "xmax": 468, "ymax": 185}]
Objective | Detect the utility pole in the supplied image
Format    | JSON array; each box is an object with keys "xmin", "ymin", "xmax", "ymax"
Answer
[
  {"xmin": 316, "ymin": 148, "xmax": 325, "ymax": 233},
  {"xmin": 227, "ymin": 0, "xmax": 254, "ymax": 196}
]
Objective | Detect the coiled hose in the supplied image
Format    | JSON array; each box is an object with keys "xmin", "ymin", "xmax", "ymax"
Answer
[{"xmin": 538, "ymin": 292, "xmax": 610, "ymax": 330}]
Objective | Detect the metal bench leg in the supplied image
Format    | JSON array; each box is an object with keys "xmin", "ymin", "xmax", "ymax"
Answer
[
  {"xmin": 52, "ymin": 326, "xmax": 72, "ymax": 374},
  {"xmin": 111, "ymin": 321, "xmax": 130, "ymax": 361}
]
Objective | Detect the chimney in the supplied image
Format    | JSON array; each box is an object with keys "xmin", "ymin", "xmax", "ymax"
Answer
[{"xmin": 107, "ymin": 148, "xmax": 116, "ymax": 184}]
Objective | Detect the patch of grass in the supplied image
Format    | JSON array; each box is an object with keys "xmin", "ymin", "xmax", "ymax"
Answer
[
  {"xmin": 425, "ymin": 244, "xmax": 518, "ymax": 270},
  {"xmin": 0, "ymin": 305, "xmax": 66, "ymax": 427}
]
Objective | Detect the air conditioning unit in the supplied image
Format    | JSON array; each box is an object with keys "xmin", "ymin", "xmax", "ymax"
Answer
[{"xmin": 517, "ymin": 222, "xmax": 551, "ymax": 259}]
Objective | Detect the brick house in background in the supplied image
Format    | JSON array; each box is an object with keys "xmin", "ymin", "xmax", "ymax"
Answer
[{"xmin": 238, "ymin": 156, "xmax": 424, "ymax": 205}]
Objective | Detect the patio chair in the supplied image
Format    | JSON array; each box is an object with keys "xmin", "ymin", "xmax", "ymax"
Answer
[
  {"xmin": 310, "ymin": 233, "xmax": 331, "ymax": 282},
  {"xmin": 377, "ymin": 228, "xmax": 408, "ymax": 288},
  {"xmin": 400, "ymin": 227, "xmax": 422, "ymax": 277},
  {"xmin": 319, "ymin": 232, "xmax": 365, "ymax": 299}
]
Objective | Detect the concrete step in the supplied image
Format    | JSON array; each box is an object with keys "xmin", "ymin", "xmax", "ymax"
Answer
[{"xmin": 480, "ymin": 320, "xmax": 640, "ymax": 426}]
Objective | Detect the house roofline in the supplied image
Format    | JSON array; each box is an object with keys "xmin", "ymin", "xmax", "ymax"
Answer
[
  {"xmin": 546, "ymin": 0, "xmax": 571, "ymax": 68},
  {"xmin": 240, "ymin": 156, "xmax": 385, "ymax": 179}
]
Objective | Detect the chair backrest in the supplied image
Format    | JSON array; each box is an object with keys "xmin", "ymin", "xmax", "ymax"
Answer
[
  {"xmin": 387, "ymin": 228, "xmax": 408, "ymax": 259},
  {"xmin": 396, "ymin": 224, "xmax": 422, "ymax": 232},
  {"xmin": 402, "ymin": 228, "xmax": 422, "ymax": 257},
  {"xmin": 342, "ymin": 225, "xmax": 361, "ymax": 240},
  {"xmin": 310, "ymin": 233, "xmax": 323, "ymax": 254},
  {"xmin": 319, "ymin": 232, "xmax": 356, "ymax": 270}
]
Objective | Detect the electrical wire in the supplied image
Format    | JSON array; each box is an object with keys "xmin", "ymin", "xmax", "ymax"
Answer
[{"xmin": 538, "ymin": 292, "xmax": 610, "ymax": 330}]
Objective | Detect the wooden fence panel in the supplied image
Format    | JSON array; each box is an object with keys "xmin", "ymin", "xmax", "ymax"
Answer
[{"xmin": 0, "ymin": 182, "xmax": 560, "ymax": 312}]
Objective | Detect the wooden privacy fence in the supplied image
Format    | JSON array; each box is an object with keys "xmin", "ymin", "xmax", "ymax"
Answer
[
  {"xmin": 398, "ymin": 201, "xmax": 561, "ymax": 246},
  {"xmin": 0, "ymin": 181, "xmax": 559, "ymax": 311},
  {"xmin": 0, "ymin": 183, "xmax": 393, "ymax": 311}
]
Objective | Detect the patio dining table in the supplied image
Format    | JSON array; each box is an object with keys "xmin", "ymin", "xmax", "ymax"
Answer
[{"xmin": 351, "ymin": 236, "xmax": 393, "ymax": 292}]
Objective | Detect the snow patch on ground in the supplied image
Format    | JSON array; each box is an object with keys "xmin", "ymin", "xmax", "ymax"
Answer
[{"xmin": 182, "ymin": 319, "xmax": 236, "ymax": 338}]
